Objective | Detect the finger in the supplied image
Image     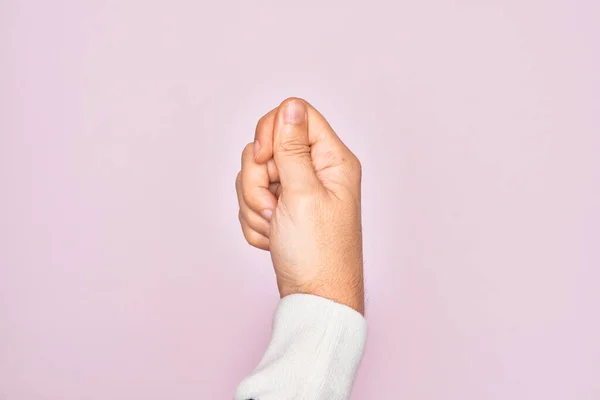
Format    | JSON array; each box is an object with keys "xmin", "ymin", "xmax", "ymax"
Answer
[
  {"xmin": 241, "ymin": 142, "xmax": 277, "ymax": 218},
  {"xmin": 254, "ymin": 108, "xmax": 276, "ymax": 164},
  {"xmin": 236, "ymin": 168, "xmax": 273, "ymax": 233},
  {"xmin": 239, "ymin": 212, "xmax": 270, "ymax": 251},
  {"xmin": 254, "ymin": 97, "xmax": 348, "ymax": 162},
  {"xmin": 236, "ymin": 184, "xmax": 271, "ymax": 237},
  {"xmin": 266, "ymin": 158, "xmax": 279, "ymax": 183},
  {"xmin": 273, "ymin": 98, "xmax": 321, "ymax": 193}
]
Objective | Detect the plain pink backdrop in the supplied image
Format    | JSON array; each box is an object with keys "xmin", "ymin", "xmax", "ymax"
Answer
[{"xmin": 1, "ymin": 1, "xmax": 599, "ymax": 399}]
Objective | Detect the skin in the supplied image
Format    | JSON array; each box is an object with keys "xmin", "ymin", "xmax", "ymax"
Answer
[{"xmin": 235, "ymin": 97, "xmax": 364, "ymax": 314}]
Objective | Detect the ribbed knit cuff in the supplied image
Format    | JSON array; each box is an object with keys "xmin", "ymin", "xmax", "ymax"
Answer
[{"xmin": 235, "ymin": 294, "xmax": 367, "ymax": 400}]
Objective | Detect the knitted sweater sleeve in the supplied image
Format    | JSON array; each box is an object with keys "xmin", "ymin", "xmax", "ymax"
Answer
[{"xmin": 235, "ymin": 294, "xmax": 367, "ymax": 400}]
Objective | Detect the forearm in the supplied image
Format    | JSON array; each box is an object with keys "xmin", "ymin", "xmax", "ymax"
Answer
[{"xmin": 235, "ymin": 294, "xmax": 367, "ymax": 400}]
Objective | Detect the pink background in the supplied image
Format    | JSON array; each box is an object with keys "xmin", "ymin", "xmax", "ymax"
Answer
[{"xmin": 1, "ymin": 1, "xmax": 599, "ymax": 399}]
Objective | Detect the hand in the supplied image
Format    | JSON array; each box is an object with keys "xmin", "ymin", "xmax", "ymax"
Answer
[{"xmin": 235, "ymin": 98, "xmax": 364, "ymax": 314}]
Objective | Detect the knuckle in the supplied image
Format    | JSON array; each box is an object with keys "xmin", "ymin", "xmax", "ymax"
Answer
[
  {"xmin": 279, "ymin": 138, "xmax": 310, "ymax": 155},
  {"xmin": 235, "ymin": 171, "xmax": 242, "ymax": 190},
  {"xmin": 241, "ymin": 142, "xmax": 254, "ymax": 163},
  {"xmin": 241, "ymin": 223, "xmax": 252, "ymax": 241},
  {"xmin": 246, "ymin": 229, "xmax": 263, "ymax": 247},
  {"xmin": 255, "ymin": 114, "xmax": 270, "ymax": 136},
  {"xmin": 243, "ymin": 209, "xmax": 257, "ymax": 227},
  {"xmin": 244, "ymin": 233, "xmax": 256, "ymax": 246},
  {"xmin": 243, "ymin": 142, "xmax": 254, "ymax": 154},
  {"xmin": 241, "ymin": 186, "xmax": 261, "ymax": 210},
  {"xmin": 241, "ymin": 184, "xmax": 253, "ymax": 204}
]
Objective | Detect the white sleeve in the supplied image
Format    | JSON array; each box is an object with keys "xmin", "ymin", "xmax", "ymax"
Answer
[{"xmin": 235, "ymin": 294, "xmax": 367, "ymax": 400}]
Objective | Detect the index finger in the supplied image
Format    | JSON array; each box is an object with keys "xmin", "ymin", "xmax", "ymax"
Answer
[{"xmin": 254, "ymin": 107, "xmax": 276, "ymax": 164}]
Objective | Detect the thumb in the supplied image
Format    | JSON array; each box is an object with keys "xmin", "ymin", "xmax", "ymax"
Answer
[{"xmin": 273, "ymin": 98, "xmax": 321, "ymax": 193}]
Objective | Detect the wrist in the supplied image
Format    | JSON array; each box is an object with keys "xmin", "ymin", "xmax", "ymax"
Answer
[{"xmin": 278, "ymin": 279, "xmax": 365, "ymax": 315}]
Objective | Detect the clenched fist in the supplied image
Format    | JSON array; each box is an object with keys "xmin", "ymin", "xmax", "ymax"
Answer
[{"xmin": 236, "ymin": 98, "xmax": 364, "ymax": 314}]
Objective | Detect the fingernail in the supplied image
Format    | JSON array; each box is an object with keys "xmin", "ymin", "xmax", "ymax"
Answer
[
  {"xmin": 253, "ymin": 140, "xmax": 260, "ymax": 160},
  {"xmin": 283, "ymin": 99, "xmax": 306, "ymax": 124},
  {"xmin": 262, "ymin": 209, "xmax": 272, "ymax": 221}
]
